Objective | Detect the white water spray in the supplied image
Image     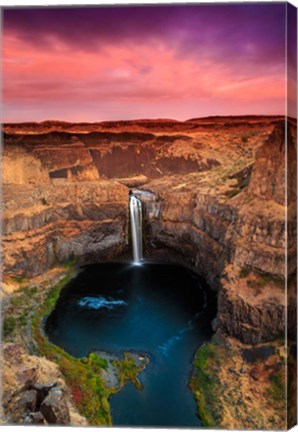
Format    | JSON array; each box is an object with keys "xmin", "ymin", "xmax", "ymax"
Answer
[{"xmin": 129, "ymin": 194, "xmax": 143, "ymax": 263}]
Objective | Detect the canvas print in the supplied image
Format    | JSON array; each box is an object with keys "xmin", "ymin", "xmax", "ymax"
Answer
[{"xmin": 1, "ymin": 2, "xmax": 297, "ymax": 429}]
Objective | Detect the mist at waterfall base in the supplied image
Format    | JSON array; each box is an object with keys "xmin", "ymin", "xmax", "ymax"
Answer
[{"xmin": 45, "ymin": 262, "xmax": 216, "ymax": 427}]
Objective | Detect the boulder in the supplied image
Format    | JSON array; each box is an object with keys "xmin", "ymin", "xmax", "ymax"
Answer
[
  {"xmin": 29, "ymin": 382, "xmax": 57, "ymax": 406},
  {"xmin": 19, "ymin": 389, "xmax": 37, "ymax": 412},
  {"xmin": 25, "ymin": 411, "xmax": 47, "ymax": 424},
  {"xmin": 40, "ymin": 387, "xmax": 70, "ymax": 425}
]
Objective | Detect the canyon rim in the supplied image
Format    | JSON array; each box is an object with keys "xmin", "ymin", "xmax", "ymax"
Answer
[{"xmin": 1, "ymin": 2, "xmax": 297, "ymax": 430}]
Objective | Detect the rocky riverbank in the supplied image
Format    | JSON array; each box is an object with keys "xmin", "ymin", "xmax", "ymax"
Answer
[{"xmin": 1, "ymin": 265, "xmax": 150, "ymax": 426}]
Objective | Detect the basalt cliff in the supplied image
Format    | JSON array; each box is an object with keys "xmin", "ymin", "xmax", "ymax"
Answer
[{"xmin": 2, "ymin": 116, "xmax": 297, "ymax": 428}]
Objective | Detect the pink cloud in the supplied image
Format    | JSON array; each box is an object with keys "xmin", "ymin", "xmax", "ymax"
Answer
[{"xmin": 3, "ymin": 29, "xmax": 285, "ymax": 122}]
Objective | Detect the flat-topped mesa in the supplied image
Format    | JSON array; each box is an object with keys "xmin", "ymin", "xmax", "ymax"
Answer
[
  {"xmin": 3, "ymin": 131, "xmax": 219, "ymax": 183},
  {"xmin": 3, "ymin": 134, "xmax": 100, "ymax": 185},
  {"xmin": 3, "ymin": 115, "xmax": 286, "ymax": 187},
  {"xmin": 3, "ymin": 115, "xmax": 284, "ymax": 134}
]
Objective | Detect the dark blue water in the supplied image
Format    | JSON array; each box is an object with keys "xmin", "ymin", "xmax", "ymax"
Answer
[{"xmin": 45, "ymin": 262, "xmax": 215, "ymax": 427}]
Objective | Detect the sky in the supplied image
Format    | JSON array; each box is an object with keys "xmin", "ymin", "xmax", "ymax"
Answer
[{"xmin": 2, "ymin": 3, "xmax": 297, "ymax": 122}]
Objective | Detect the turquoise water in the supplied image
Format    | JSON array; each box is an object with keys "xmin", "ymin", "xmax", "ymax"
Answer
[{"xmin": 45, "ymin": 261, "xmax": 215, "ymax": 427}]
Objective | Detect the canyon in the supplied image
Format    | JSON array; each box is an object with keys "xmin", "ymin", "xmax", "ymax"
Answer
[{"xmin": 2, "ymin": 115, "xmax": 296, "ymax": 428}]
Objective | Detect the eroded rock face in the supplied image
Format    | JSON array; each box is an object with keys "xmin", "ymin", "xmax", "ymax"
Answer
[
  {"xmin": 146, "ymin": 184, "xmax": 287, "ymax": 287},
  {"xmin": 146, "ymin": 190, "xmax": 287, "ymax": 344},
  {"xmin": 141, "ymin": 120, "xmax": 296, "ymax": 343},
  {"xmin": 3, "ymin": 181, "xmax": 128, "ymax": 278},
  {"xmin": 248, "ymin": 122, "xmax": 290, "ymax": 205},
  {"xmin": 147, "ymin": 192, "xmax": 235, "ymax": 288},
  {"xmin": 2, "ymin": 116, "xmax": 295, "ymax": 345},
  {"xmin": 217, "ymin": 266, "xmax": 285, "ymax": 343},
  {"xmin": 3, "ymin": 145, "xmax": 50, "ymax": 185}
]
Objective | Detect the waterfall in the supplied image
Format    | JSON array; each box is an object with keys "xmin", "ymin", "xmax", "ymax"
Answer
[{"xmin": 129, "ymin": 194, "xmax": 143, "ymax": 263}]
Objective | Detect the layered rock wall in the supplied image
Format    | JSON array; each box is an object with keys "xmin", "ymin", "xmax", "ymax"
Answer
[
  {"xmin": 142, "ymin": 121, "xmax": 295, "ymax": 343},
  {"xmin": 3, "ymin": 117, "xmax": 295, "ymax": 344},
  {"xmin": 3, "ymin": 180, "xmax": 128, "ymax": 278}
]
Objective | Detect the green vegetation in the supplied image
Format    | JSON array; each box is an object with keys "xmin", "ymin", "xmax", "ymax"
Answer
[
  {"xmin": 20, "ymin": 285, "xmax": 38, "ymax": 297},
  {"xmin": 190, "ymin": 337, "xmax": 287, "ymax": 429},
  {"xmin": 30, "ymin": 273, "xmax": 114, "ymax": 425},
  {"xmin": 240, "ymin": 132, "xmax": 256, "ymax": 144},
  {"xmin": 18, "ymin": 313, "xmax": 28, "ymax": 328},
  {"xmin": 190, "ymin": 342, "xmax": 222, "ymax": 426},
  {"xmin": 88, "ymin": 352, "xmax": 109, "ymax": 371},
  {"xmin": 12, "ymin": 276, "xmax": 27, "ymax": 284},
  {"xmin": 239, "ymin": 267, "xmax": 284, "ymax": 289},
  {"xmin": 113, "ymin": 353, "xmax": 144, "ymax": 390},
  {"xmin": 267, "ymin": 371, "xmax": 285, "ymax": 402},
  {"xmin": 3, "ymin": 261, "xmax": 146, "ymax": 426},
  {"xmin": 246, "ymin": 272, "xmax": 284, "ymax": 289},
  {"xmin": 260, "ymin": 273, "xmax": 284, "ymax": 288},
  {"xmin": 247, "ymin": 279, "xmax": 260, "ymax": 287},
  {"xmin": 10, "ymin": 295, "xmax": 25, "ymax": 307},
  {"xmin": 239, "ymin": 267, "xmax": 251, "ymax": 278},
  {"xmin": 225, "ymin": 188, "xmax": 241, "ymax": 199},
  {"xmin": 3, "ymin": 284, "xmax": 39, "ymax": 340},
  {"xmin": 60, "ymin": 257, "xmax": 77, "ymax": 269},
  {"xmin": 29, "ymin": 268, "xmax": 145, "ymax": 425},
  {"xmin": 3, "ymin": 267, "xmax": 113, "ymax": 424},
  {"xmin": 3, "ymin": 316, "xmax": 16, "ymax": 338}
]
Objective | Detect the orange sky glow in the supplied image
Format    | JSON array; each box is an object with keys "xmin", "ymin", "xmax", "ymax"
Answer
[{"xmin": 2, "ymin": 4, "xmax": 296, "ymax": 122}]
